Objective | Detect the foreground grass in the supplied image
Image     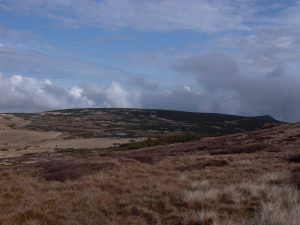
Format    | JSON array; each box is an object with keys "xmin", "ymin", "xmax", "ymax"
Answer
[
  {"xmin": 1, "ymin": 122, "xmax": 300, "ymax": 225},
  {"xmin": 182, "ymin": 172, "xmax": 300, "ymax": 225},
  {"xmin": 0, "ymin": 153, "xmax": 298, "ymax": 225}
]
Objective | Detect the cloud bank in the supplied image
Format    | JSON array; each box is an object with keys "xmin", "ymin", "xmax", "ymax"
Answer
[
  {"xmin": 0, "ymin": 74, "xmax": 140, "ymax": 112},
  {"xmin": 1, "ymin": 71, "xmax": 300, "ymax": 123},
  {"xmin": 176, "ymin": 53, "xmax": 300, "ymax": 123}
]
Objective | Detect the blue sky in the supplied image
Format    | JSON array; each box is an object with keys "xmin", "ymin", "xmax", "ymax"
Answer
[{"xmin": 0, "ymin": 0, "xmax": 300, "ymax": 122}]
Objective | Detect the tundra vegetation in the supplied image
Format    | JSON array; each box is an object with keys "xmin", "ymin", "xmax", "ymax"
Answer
[{"xmin": 0, "ymin": 110, "xmax": 299, "ymax": 225}]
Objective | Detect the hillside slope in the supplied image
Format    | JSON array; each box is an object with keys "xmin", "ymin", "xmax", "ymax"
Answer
[
  {"xmin": 14, "ymin": 108, "xmax": 281, "ymax": 138},
  {"xmin": 0, "ymin": 109, "xmax": 281, "ymax": 158},
  {"xmin": 0, "ymin": 122, "xmax": 299, "ymax": 225}
]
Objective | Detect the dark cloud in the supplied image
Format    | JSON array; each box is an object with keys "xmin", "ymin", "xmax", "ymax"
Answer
[
  {"xmin": 176, "ymin": 54, "xmax": 240, "ymax": 90},
  {"xmin": 175, "ymin": 53, "xmax": 300, "ymax": 122}
]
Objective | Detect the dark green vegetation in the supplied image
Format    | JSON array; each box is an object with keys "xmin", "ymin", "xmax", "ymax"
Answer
[
  {"xmin": 113, "ymin": 133, "xmax": 204, "ymax": 151},
  {"xmin": 13, "ymin": 108, "xmax": 281, "ymax": 139},
  {"xmin": 56, "ymin": 148, "xmax": 92, "ymax": 156}
]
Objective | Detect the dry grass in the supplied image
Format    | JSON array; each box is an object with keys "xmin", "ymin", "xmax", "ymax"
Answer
[
  {"xmin": 181, "ymin": 172, "xmax": 300, "ymax": 225},
  {"xmin": 0, "ymin": 158, "xmax": 299, "ymax": 225},
  {"xmin": 257, "ymin": 185, "xmax": 300, "ymax": 225},
  {"xmin": 0, "ymin": 122, "xmax": 299, "ymax": 225}
]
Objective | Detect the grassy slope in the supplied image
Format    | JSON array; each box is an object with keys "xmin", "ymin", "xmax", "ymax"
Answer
[{"xmin": 0, "ymin": 123, "xmax": 299, "ymax": 225}]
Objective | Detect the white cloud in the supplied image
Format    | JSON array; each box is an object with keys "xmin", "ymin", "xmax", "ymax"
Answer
[
  {"xmin": 0, "ymin": 74, "xmax": 140, "ymax": 112},
  {"xmin": 105, "ymin": 82, "xmax": 140, "ymax": 108},
  {"xmin": 184, "ymin": 86, "xmax": 192, "ymax": 92},
  {"xmin": 44, "ymin": 79, "xmax": 52, "ymax": 85},
  {"xmin": 69, "ymin": 86, "xmax": 83, "ymax": 98}
]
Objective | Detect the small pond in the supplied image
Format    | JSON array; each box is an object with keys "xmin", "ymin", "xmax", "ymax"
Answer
[{"xmin": 114, "ymin": 131, "xmax": 129, "ymax": 137}]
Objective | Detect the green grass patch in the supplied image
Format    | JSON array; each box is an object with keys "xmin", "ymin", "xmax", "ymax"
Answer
[
  {"xmin": 112, "ymin": 133, "xmax": 209, "ymax": 151},
  {"xmin": 7, "ymin": 124, "xmax": 16, "ymax": 129},
  {"xmin": 56, "ymin": 148, "xmax": 91, "ymax": 156}
]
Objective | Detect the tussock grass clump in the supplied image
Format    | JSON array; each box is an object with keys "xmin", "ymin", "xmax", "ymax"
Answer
[
  {"xmin": 256, "ymin": 185, "xmax": 300, "ymax": 225},
  {"xmin": 181, "ymin": 171, "xmax": 300, "ymax": 225}
]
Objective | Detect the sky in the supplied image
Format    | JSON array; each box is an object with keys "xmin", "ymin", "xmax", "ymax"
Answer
[{"xmin": 0, "ymin": 0, "xmax": 299, "ymax": 122}]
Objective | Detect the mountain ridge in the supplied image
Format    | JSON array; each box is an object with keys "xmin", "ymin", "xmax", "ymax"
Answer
[{"xmin": 11, "ymin": 108, "xmax": 283, "ymax": 139}]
